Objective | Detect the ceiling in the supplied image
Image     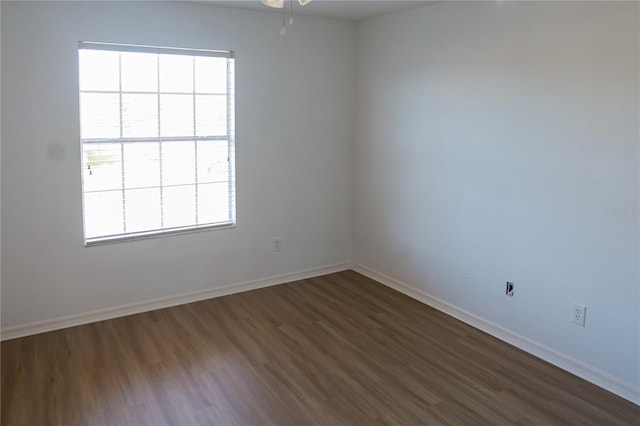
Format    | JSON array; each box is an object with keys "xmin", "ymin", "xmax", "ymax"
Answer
[{"xmin": 200, "ymin": 0, "xmax": 439, "ymax": 21}]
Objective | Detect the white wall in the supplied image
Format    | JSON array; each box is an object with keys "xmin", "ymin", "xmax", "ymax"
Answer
[
  {"xmin": 354, "ymin": 1, "xmax": 639, "ymax": 393},
  {"xmin": 1, "ymin": 1, "xmax": 354, "ymax": 327}
]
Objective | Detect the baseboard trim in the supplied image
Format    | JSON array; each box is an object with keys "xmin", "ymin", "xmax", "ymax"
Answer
[
  {"xmin": 351, "ymin": 262, "xmax": 640, "ymax": 406},
  {"xmin": 1, "ymin": 262, "xmax": 351, "ymax": 341}
]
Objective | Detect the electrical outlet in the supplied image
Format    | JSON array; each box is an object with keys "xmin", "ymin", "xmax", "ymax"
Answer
[
  {"xmin": 505, "ymin": 281, "xmax": 514, "ymax": 297},
  {"xmin": 571, "ymin": 303, "xmax": 586, "ymax": 326},
  {"xmin": 272, "ymin": 237, "xmax": 281, "ymax": 252}
]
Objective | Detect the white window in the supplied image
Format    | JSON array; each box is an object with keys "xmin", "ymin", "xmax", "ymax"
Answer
[{"xmin": 78, "ymin": 42, "xmax": 235, "ymax": 245}]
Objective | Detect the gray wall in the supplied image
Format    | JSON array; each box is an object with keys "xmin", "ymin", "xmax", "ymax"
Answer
[
  {"xmin": 1, "ymin": 1, "xmax": 354, "ymax": 326},
  {"xmin": 354, "ymin": 1, "xmax": 639, "ymax": 391}
]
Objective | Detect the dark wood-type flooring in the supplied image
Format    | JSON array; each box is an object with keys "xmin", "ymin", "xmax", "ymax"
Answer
[{"xmin": 2, "ymin": 270, "xmax": 639, "ymax": 425}]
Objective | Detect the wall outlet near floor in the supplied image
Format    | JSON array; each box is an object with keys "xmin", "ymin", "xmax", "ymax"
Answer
[
  {"xmin": 505, "ymin": 281, "xmax": 514, "ymax": 296},
  {"xmin": 571, "ymin": 303, "xmax": 586, "ymax": 326},
  {"xmin": 272, "ymin": 237, "xmax": 281, "ymax": 252}
]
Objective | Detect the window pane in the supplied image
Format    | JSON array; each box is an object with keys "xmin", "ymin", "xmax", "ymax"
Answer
[
  {"xmin": 163, "ymin": 185, "xmax": 196, "ymax": 228},
  {"xmin": 162, "ymin": 141, "xmax": 195, "ymax": 186},
  {"xmin": 79, "ymin": 44, "xmax": 234, "ymax": 243},
  {"xmin": 124, "ymin": 188, "xmax": 161, "ymax": 232},
  {"xmin": 123, "ymin": 143, "xmax": 160, "ymax": 189},
  {"xmin": 160, "ymin": 55, "xmax": 193, "ymax": 93},
  {"xmin": 195, "ymin": 95, "xmax": 227, "ymax": 136},
  {"xmin": 197, "ymin": 182, "xmax": 230, "ymax": 224},
  {"xmin": 121, "ymin": 52, "xmax": 157, "ymax": 92},
  {"xmin": 160, "ymin": 94, "xmax": 193, "ymax": 137},
  {"xmin": 83, "ymin": 144, "xmax": 122, "ymax": 192},
  {"xmin": 122, "ymin": 94, "xmax": 158, "ymax": 138},
  {"xmin": 84, "ymin": 190, "xmax": 124, "ymax": 238},
  {"xmin": 79, "ymin": 50, "xmax": 119, "ymax": 92},
  {"xmin": 197, "ymin": 140, "xmax": 229, "ymax": 183},
  {"xmin": 195, "ymin": 57, "xmax": 227, "ymax": 94},
  {"xmin": 80, "ymin": 93, "xmax": 120, "ymax": 139}
]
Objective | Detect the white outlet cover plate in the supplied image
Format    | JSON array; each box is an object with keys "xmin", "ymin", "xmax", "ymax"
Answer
[{"xmin": 571, "ymin": 303, "xmax": 586, "ymax": 326}]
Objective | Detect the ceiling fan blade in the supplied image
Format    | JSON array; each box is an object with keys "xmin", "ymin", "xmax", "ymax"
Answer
[{"xmin": 262, "ymin": 0, "xmax": 284, "ymax": 8}]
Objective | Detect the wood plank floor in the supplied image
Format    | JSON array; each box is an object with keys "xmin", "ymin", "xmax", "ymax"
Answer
[{"xmin": 2, "ymin": 270, "xmax": 639, "ymax": 425}]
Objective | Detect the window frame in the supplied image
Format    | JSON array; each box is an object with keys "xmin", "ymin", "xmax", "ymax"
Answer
[{"xmin": 78, "ymin": 42, "xmax": 236, "ymax": 246}]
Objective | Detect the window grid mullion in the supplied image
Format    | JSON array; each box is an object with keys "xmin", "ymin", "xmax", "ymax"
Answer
[
  {"xmin": 226, "ymin": 58, "xmax": 234, "ymax": 222},
  {"xmin": 85, "ymin": 180, "xmax": 226, "ymax": 195},
  {"xmin": 118, "ymin": 52, "xmax": 127, "ymax": 234},
  {"xmin": 82, "ymin": 135, "xmax": 228, "ymax": 144},
  {"xmin": 157, "ymin": 54, "xmax": 164, "ymax": 229},
  {"xmin": 193, "ymin": 56, "xmax": 199, "ymax": 225},
  {"xmin": 81, "ymin": 89, "xmax": 225, "ymax": 96}
]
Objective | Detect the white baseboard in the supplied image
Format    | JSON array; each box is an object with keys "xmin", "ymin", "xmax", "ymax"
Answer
[
  {"xmin": 1, "ymin": 262, "xmax": 350, "ymax": 341},
  {"xmin": 351, "ymin": 262, "xmax": 640, "ymax": 406}
]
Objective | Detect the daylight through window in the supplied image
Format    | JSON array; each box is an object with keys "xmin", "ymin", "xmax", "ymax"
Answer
[{"xmin": 78, "ymin": 42, "xmax": 235, "ymax": 245}]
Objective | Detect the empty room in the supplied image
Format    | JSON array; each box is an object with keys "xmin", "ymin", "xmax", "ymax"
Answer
[{"xmin": 1, "ymin": 0, "xmax": 638, "ymax": 424}]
